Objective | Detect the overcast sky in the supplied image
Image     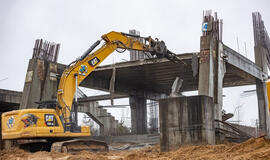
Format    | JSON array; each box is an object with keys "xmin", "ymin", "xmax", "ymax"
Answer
[{"xmin": 0, "ymin": 0, "xmax": 269, "ymax": 127}]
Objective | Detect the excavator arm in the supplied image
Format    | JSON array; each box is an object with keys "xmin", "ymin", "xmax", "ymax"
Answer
[{"xmin": 57, "ymin": 31, "xmax": 178, "ymax": 130}]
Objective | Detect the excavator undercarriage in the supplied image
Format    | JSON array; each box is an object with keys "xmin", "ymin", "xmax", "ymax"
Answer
[
  {"xmin": 18, "ymin": 138, "xmax": 108, "ymax": 153},
  {"xmin": 51, "ymin": 139, "xmax": 108, "ymax": 153}
]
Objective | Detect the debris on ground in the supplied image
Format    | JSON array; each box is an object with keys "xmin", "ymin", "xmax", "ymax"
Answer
[{"xmin": 1, "ymin": 137, "xmax": 270, "ymax": 160}]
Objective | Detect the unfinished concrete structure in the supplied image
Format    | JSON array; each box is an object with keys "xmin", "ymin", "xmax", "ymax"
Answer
[
  {"xmin": 53, "ymin": 38, "xmax": 267, "ymax": 140},
  {"xmin": 0, "ymin": 10, "xmax": 269, "ymax": 151},
  {"xmin": 57, "ymin": 11, "xmax": 270, "ymax": 150},
  {"xmin": 159, "ymin": 11, "xmax": 270, "ymax": 151}
]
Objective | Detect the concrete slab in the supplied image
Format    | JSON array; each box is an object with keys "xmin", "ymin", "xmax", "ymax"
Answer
[
  {"xmin": 0, "ymin": 89, "xmax": 21, "ymax": 112},
  {"xmin": 56, "ymin": 47, "xmax": 265, "ymax": 96}
]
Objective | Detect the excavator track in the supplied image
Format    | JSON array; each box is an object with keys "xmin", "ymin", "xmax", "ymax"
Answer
[{"xmin": 51, "ymin": 139, "xmax": 108, "ymax": 153}]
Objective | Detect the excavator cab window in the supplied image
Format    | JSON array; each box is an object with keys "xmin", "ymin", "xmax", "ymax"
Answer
[{"xmin": 37, "ymin": 100, "xmax": 57, "ymax": 109}]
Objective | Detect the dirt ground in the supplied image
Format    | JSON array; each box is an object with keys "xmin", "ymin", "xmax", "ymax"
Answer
[{"xmin": 1, "ymin": 137, "xmax": 270, "ymax": 160}]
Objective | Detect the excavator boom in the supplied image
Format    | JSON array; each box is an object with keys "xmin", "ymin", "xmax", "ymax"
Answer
[{"xmin": 57, "ymin": 31, "xmax": 177, "ymax": 131}]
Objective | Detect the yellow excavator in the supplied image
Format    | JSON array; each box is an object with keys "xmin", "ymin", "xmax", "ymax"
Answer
[{"xmin": 1, "ymin": 31, "xmax": 179, "ymax": 152}]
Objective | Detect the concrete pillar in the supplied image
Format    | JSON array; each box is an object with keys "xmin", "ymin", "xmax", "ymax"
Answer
[
  {"xmin": 106, "ymin": 116, "xmax": 111, "ymax": 135},
  {"xmin": 99, "ymin": 109, "xmax": 110, "ymax": 136},
  {"xmin": 107, "ymin": 113, "xmax": 112, "ymax": 135},
  {"xmin": 89, "ymin": 102, "xmax": 94, "ymax": 115},
  {"xmin": 20, "ymin": 59, "xmax": 58, "ymax": 109},
  {"xmin": 255, "ymin": 45, "xmax": 270, "ymax": 137},
  {"xmin": 198, "ymin": 12, "xmax": 225, "ymax": 124},
  {"xmin": 214, "ymin": 42, "xmax": 226, "ymax": 121},
  {"xmin": 198, "ymin": 36, "xmax": 214, "ymax": 97},
  {"xmin": 129, "ymin": 29, "xmax": 151, "ymax": 60},
  {"xmin": 198, "ymin": 36, "xmax": 224, "ymax": 116},
  {"xmin": 111, "ymin": 116, "xmax": 116, "ymax": 135},
  {"xmin": 20, "ymin": 59, "xmax": 45, "ymax": 109},
  {"xmin": 96, "ymin": 107, "xmax": 101, "ymax": 119},
  {"xmin": 198, "ymin": 38, "xmax": 225, "ymax": 122},
  {"xmin": 41, "ymin": 62, "xmax": 58, "ymax": 101},
  {"xmin": 129, "ymin": 95, "xmax": 147, "ymax": 134},
  {"xmin": 115, "ymin": 119, "xmax": 119, "ymax": 135},
  {"xmin": 159, "ymin": 96, "xmax": 215, "ymax": 152}
]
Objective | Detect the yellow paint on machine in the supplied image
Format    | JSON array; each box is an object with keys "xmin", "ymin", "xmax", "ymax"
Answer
[
  {"xmin": 2, "ymin": 109, "xmax": 90, "ymax": 139},
  {"xmin": 266, "ymin": 80, "xmax": 270, "ymax": 113}
]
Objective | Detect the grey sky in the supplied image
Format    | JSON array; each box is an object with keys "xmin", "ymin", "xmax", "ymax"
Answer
[{"xmin": 0, "ymin": 0, "xmax": 269, "ymax": 126}]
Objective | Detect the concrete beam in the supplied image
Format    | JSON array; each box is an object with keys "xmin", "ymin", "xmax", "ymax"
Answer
[
  {"xmin": 223, "ymin": 45, "xmax": 267, "ymax": 81},
  {"xmin": 0, "ymin": 89, "xmax": 21, "ymax": 112},
  {"xmin": 80, "ymin": 76, "xmax": 165, "ymax": 100},
  {"xmin": 78, "ymin": 94, "xmax": 128, "ymax": 102},
  {"xmin": 57, "ymin": 50, "xmax": 262, "ymax": 94},
  {"xmin": 0, "ymin": 89, "xmax": 22, "ymax": 104},
  {"xmin": 94, "ymin": 53, "xmax": 195, "ymax": 71}
]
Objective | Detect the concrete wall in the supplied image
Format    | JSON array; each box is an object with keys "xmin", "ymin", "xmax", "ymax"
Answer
[{"xmin": 159, "ymin": 95, "xmax": 215, "ymax": 152}]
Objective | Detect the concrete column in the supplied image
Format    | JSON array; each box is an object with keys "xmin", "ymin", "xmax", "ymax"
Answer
[
  {"xmin": 198, "ymin": 11, "xmax": 224, "ymax": 125},
  {"xmin": 214, "ymin": 42, "xmax": 226, "ymax": 121},
  {"xmin": 255, "ymin": 45, "xmax": 270, "ymax": 138},
  {"xmin": 198, "ymin": 36, "xmax": 214, "ymax": 97},
  {"xmin": 20, "ymin": 59, "xmax": 45, "ymax": 109},
  {"xmin": 41, "ymin": 62, "xmax": 58, "ymax": 101},
  {"xmin": 107, "ymin": 113, "xmax": 112, "ymax": 135},
  {"xmin": 96, "ymin": 107, "xmax": 101, "ymax": 119},
  {"xmin": 99, "ymin": 109, "xmax": 110, "ymax": 136},
  {"xmin": 111, "ymin": 116, "xmax": 116, "ymax": 135},
  {"xmin": 159, "ymin": 96, "xmax": 215, "ymax": 152},
  {"xmin": 115, "ymin": 119, "xmax": 119, "ymax": 135},
  {"xmin": 198, "ymin": 36, "xmax": 224, "ymax": 122},
  {"xmin": 20, "ymin": 59, "xmax": 58, "ymax": 109},
  {"xmin": 89, "ymin": 102, "xmax": 94, "ymax": 115},
  {"xmin": 129, "ymin": 95, "xmax": 147, "ymax": 134}
]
